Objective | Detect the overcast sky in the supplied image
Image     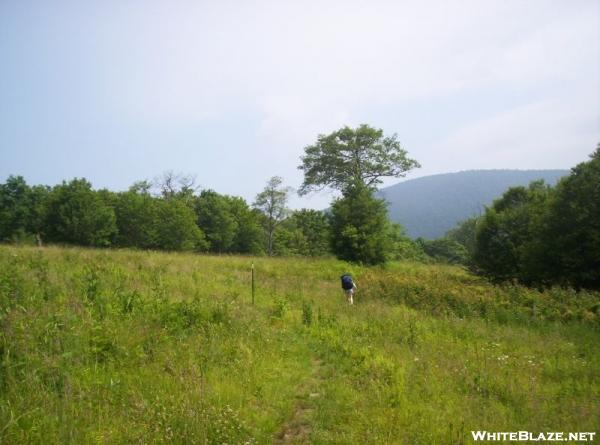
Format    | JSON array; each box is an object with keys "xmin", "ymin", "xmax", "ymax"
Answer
[{"xmin": 1, "ymin": 0, "xmax": 598, "ymax": 209}]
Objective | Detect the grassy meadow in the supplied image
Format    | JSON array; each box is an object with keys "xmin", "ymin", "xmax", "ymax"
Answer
[{"xmin": 0, "ymin": 245, "xmax": 598, "ymax": 444}]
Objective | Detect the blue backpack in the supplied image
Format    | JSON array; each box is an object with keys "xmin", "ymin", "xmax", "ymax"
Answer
[{"xmin": 341, "ymin": 274, "xmax": 354, "ymax": 290}]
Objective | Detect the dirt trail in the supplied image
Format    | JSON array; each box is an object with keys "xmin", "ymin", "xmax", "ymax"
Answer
[{"xmin": 274, "ymin": 358, "xmax": 324, "ymax": 444}]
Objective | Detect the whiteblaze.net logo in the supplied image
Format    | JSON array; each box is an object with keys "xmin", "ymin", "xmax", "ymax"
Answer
[{"xmin": 471, "ymin": 431, "xmax": 596, "ymax": 442}]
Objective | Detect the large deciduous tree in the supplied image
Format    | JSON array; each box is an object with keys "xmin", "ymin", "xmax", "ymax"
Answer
[
  {"xmin": 195, "ymin": 190, "xmax": 238, "ymax": 253},
  {"xmin": 154, "ymin": 198, "xmax": 207, "ymax": 251},
  {"xmin": 114, "ymin": 190, "xmax": 159, "ymax": 248},
  {"xmin": 299, "ymin": 124, "xmax": 420, "ymax": 264},
  {"xmin": 0, "ymin": 175, "xmax": 32, "ymax": 241},
  {"xmin": 298, "ymin": 124, "xmax": 420, "ymax": 194},
  {"xmin": 225, "ymin": 196, "xmax": 264, "ymax": 254},
  {"xmin": 44, "ymin": 178, "xmax": 117, "ymax": 247},
  {"xmin": 0, "ymin": 176, "xmax": 50, "ymax": 244}
]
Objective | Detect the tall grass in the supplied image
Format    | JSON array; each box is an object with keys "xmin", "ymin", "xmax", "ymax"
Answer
[{"xmin": 0, "ymin": 245, "xmax": 598, "ymax": 444}]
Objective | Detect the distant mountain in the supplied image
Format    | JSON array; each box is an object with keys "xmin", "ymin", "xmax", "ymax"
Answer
[{"xmin": 378, "ymin": 169, "xmax": 568, "ymax": 239}]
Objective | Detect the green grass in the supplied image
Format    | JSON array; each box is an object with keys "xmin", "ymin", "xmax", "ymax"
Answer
[{"xmin": 0, "ymin": 245, "xmax": 598, "ymax": 444}]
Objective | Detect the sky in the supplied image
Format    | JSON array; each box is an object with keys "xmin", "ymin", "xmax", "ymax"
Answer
[{"xmin": 1, "ymin": 0, "xmax": 599, "ymax": 209}]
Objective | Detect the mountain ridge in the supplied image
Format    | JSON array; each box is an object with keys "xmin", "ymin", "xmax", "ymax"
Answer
[{"xmin": 377, "ymin": 169, "xmax": 569, "ymax": 239}]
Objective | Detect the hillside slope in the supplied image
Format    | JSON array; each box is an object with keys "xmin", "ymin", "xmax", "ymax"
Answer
[
  {"xmin": 378, "ymin": 169, "xmax": 568, "ymax": 239},
  {"xmin": 0, "ymin": 246, "xmax": 598, "ymax": 443}
]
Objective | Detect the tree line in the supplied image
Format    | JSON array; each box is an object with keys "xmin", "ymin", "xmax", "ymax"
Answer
[
  {"xmin": 0, "ymin": 171, "xmax": 426, "ymax": 261},
  {"xmin": 436, "ymin": 146, "xmax": 599, "ymax": 290},
  {"xmin": 0, "ymin": 124, "xmax": 426, "ymax": 262},
  {"xmin": 2, "ymin": 125, "xmax": 596, "ymax": 290},
  {"xmin": 0, "ymin": 173, "xmax": 328, "ymax": 256}
]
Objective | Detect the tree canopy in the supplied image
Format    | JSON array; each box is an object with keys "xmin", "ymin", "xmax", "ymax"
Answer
[
  {"xmin": 195, "ymin": 190, "xmax": 238, "ymax": 253},
  {"xmin": 298, "ymin": 124, "xmax": 420, "ymax": 194},
  {"xmin": 466, "ymin": 147, "xmax": 600, "ymax": 289},
  {"xmin": 298, "ymin": 124, "xmax": 420, "ymax": 265},
  {"xmin": 44, "ymin": 178, "xmax": 117, "ymax": 247},
  {"xmin": 0, "ymin": 176, "xmax": 49, "ymax": 243},
  {"xmin": 533, "ymin": 147, "xmax": 600, "ymax": 288}
]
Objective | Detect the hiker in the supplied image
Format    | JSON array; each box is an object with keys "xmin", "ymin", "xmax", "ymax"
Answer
[{"xmin": 340, "ymin": 273, "xmax": 357, "ymax": 305}]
